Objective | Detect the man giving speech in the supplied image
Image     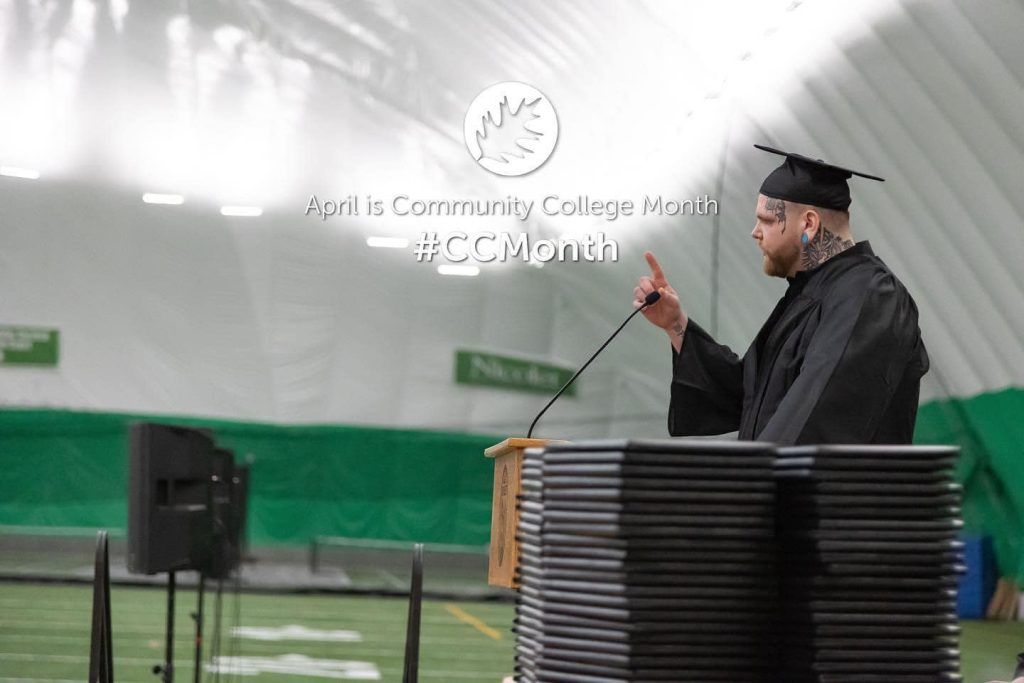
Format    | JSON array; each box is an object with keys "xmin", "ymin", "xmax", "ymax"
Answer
[{"xmin": 634, "ymin": 145, "xmax": 929, "ymax": 445}]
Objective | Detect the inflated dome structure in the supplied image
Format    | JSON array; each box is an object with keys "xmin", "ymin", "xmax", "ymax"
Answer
[{"xmin": 0, "ymin": 0, "xmax": 1022, "ymax": 578}]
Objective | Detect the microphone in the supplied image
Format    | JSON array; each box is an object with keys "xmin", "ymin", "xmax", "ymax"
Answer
[{"xmin": 527, "ymin": 290, "xmax": 662, "ymax": 438}]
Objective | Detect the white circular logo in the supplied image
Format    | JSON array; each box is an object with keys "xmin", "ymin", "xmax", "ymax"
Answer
[{"xmin": 464, "ymin": 82, "xmax": 558, "ymax": 177}]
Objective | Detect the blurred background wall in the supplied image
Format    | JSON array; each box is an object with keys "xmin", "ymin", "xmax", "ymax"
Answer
[{"xmin": 0, "ymin": 0, "xmax": 1022, "ymax": 574}]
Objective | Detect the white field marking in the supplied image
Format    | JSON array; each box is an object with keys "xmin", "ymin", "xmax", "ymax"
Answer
[
  {"xmin": 0, "ymin": 598, "xmax": 508, "ymax": 622},
  {"xmin": 0, "ymin": 619, "xmax": 500, "ymax": 640},
  {"xmin": 226, "ymin": 609, "xmax": 492, "ymax": 623},
  {"xmin": 0, "ymin": 593, "xmax": 498, "ymax": 607},
  {"xmin": 0, "ymin": 652, "xmax": 196, "ymax": 666},
  {"xmin": 0, "ymin": 604, "xmax": 407, "ymax": 620},
  {"xmin": 0, "ymin": 596, "xmax": 511, "ymax": 620},
  {"xmin": 0, "ymin": 626, "xmax": 499, "ymax": 647},
  {"xmin": 0, "ymin": 613, "xmax": 485, "ymax": 627},
  {"xmin": 0, "ymin": 613, "xmax": 502, "ymax": 634},
  {"xmin": 378, "ymin": 671, "xmax": 506, "ymax": 680},
  {"xmin": 207, "ymin": 662, "xmax": 501, "ymax": 681},
  {"xmin": 0, "ymin": 657, "xmax": 499, "ymax": 681},
  {"xmin": 232, "ymin": 624, "xmax": 361, "ymax": 642},
  {"xmin": 0, "ymin": 606, "xmax": 422, "ymax": 620},
  {"xmin": 374, "ymin": 569, "xmax": 407, "ymax": 590},
  {"xmin": 206, "ymin": 654, "xmax": 379, "ymax": 679},
  {"xmin": 0, "ymin": 633, "xmax": 505, "ymax": 653}
]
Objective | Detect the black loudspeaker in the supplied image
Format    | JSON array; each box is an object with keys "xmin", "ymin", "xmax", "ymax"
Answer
[
  {"xmin": 127, "ymin": 423, "xmax": 215, "ymax": 575},
  {"xmin": 205, "ymin": 447, "xmax": 238, "ymax": 579}
]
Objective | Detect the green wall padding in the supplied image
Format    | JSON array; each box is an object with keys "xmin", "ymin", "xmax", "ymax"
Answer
[
  {"xmin": 2, "ymin": 390, "xmax": 1022, "ymax": 575},
  {"xmin": 914, "ymin": 387, "xmax": 1024, "ymax": 583},
  {"xmin": 0, "ymin": 409, "xmax": 501, "ymax": 546}
]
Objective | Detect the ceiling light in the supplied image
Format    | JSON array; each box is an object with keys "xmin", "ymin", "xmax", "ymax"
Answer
[
  {"xmin": 437, "ymin": 265, "xmax": 480, "ymax": 277},
  {"xmin": 143, "ymin": 193, "xmax": 184, "ymax": 205},
  {"xmin": 366, "ymin": 236, "xmax": 409, "ymax": 249},
  {"xmin": 0, "ymin": 166, "xmax": 40, "ymax": 179},
  {"xmin": 220, "ymin": 205, "xmax": 263, "ymax": 217}
]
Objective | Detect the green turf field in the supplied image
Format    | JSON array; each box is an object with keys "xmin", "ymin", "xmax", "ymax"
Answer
[
  {"xmin": 0, "ymin": 582, "xmax": 513, "ymax": 681},
  {"xmin": 1, "ymin": 581, "xmax": 1023, "ymax": 682}
]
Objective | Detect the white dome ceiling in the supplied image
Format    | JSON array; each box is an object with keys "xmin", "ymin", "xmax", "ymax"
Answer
[{"xmin": 0, "ymin": 0, "xmax": 1021, "ymax": 437}]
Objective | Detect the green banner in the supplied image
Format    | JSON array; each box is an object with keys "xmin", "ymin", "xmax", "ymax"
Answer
[
  {"xmin": 455, "ymin": 349, "xmax": 575, "ymax": 396},
  {"xmin": 0, "ymin": 326, "xmax": 59, "ymax": 366}
]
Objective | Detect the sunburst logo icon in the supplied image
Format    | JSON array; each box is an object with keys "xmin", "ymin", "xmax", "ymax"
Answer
[{"xmin": 464, "ymin": 82, "xmax": 558, "ymax": 177}]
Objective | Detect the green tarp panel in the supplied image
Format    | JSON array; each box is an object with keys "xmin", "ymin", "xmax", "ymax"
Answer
[
  {"xmin": 0, "ymin": 409, "xmax": 500, "ymax": 546},
  {"xmin": 2, "ymin": 392, "xmax": 1022, "ymax": 584},
  {"xmin": 914, "ymin": 387, "xmax": 1024, "ymax": 583}
]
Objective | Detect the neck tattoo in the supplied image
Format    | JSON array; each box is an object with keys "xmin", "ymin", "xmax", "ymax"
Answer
[{"xmin": 801, "ymin": 226, "xmax": 854, "ymax": 270}]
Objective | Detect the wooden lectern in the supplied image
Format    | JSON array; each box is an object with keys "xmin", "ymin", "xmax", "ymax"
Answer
[{"xmin": 485, "ymin": 437, "xmax": 555, "ymax": 588}]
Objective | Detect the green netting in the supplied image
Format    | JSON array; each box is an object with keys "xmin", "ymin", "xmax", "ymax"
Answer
[
  {"xmin": 2, "ymin": 392, "xmax": 1021, "ymax": 582},
  {"xmin": 914, "ymin": 387, "xmax": 1024, "ymax": 583},
  {"xmin": 0, "ymin": 409, "xmax": 501, "ymax": 546}
]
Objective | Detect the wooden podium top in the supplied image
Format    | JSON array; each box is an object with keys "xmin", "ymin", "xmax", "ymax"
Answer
[{"xmin": 484, "ymin": 437, "xmax": 553, "ymax": 458}]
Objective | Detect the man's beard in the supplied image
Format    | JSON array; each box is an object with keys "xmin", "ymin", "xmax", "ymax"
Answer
[{"xmin": 761, "ymin": 242, "xmax": 800, "ymax": 278}]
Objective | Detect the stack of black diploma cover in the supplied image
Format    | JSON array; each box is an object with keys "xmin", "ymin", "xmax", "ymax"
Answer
[
  {"xmin": 514, "ymin": 440, "xmax": 779, "ymax": 682},
  {"xmin": 775, "ymin": 445, "xmax": 963, "ymax": 682},
  {"xmin": 512, "ymin": 440, "xmax": 963, "ymax": 683}
]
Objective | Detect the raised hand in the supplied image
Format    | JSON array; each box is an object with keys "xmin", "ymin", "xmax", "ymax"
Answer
[{"xmin": 634, "ymin": 251, "xmax": 688, "ymax": 337}]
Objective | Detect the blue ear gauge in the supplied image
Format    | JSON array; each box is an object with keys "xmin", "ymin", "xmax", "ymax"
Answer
[{"xmin": 801, "ymin": 233, "xmax": 809, "ymax": 244}]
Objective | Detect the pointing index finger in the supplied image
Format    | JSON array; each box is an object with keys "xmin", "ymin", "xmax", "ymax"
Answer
[{"xmin": 644, "ymin": 251, "xmax": 666, "ymax": 283}]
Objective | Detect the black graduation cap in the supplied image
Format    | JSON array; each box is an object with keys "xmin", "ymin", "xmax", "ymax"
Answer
[{"xmin": 756, "ymin": 144, "xmax": 884, "ymax": 212}]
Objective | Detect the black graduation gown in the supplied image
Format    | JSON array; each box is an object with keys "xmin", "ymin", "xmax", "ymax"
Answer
[{"xmin": 669, "ymin": 242, "xmax": 929, "ymax": 445}]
